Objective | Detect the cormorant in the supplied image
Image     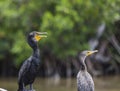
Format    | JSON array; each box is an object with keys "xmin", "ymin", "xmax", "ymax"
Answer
[
  {"xmin": 18, "ymin": 31, "xmax": 47, "ymax": 91},
  {"xmin": 77, "ymin": 50, "xmax": 98, "ymax": 91}
]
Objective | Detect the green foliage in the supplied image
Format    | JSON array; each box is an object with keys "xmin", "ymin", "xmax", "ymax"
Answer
[{"xmin": 0, "ymin": 0, "xmax": 120, "ymax": 67}]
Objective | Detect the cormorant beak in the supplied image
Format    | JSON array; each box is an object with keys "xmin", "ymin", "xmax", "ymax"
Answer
[
  {"xmin": 35, "ymin": 32, "xmax": 47, "ymax": 41},
  {"xmin": 86, "ymin": 50, "xmax": 98, "ymax": 56}
]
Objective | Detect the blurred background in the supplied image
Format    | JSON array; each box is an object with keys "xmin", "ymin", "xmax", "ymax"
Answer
[{"xmin": 0, "ymin": 0, "xmax": 120, "ymax": 91}]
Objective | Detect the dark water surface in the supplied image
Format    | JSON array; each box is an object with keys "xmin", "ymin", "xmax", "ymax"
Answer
[{"xmin": 0, "ymin": 76, "xmax": 120, "ymax": 91}]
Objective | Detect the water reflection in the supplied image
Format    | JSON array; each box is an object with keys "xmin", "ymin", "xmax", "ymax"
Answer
[{"xmin": 0, "ymin": 76, "xmax": 120, "ymax": 91}]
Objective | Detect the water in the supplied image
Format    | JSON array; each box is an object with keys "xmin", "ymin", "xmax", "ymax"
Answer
[{"xmin": 0, "ymin": 76, "xmax": 120, "ymax": 91}]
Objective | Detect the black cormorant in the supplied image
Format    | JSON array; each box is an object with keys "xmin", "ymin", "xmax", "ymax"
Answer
[
  {"xmin": 77, "ymin": 50, "xmax": 98, "ymax": 91},
  {"xmin": 18, "ymin": 31, "xmax": 47, "ymax": 91}
]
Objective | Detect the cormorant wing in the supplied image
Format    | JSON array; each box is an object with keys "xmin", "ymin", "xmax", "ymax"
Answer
[{"xmin": 18, "ymin": 56, "xmax": 32, "ymax": 82}]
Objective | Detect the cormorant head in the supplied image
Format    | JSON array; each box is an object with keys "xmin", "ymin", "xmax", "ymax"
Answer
[
  {"xmin": 77, "ymin": 50, "xmax": 98, "ymax": 70},
  {"xmin": 27, "ymin": 31, "xmax": 47, "ymax": 48},
  {"xmin": 78, "ymin": 50, "xmax": 98, "ymax": 60},
  {"xmin": 81, "ymin": 50, "xmax": 98, "ymax": 57}
]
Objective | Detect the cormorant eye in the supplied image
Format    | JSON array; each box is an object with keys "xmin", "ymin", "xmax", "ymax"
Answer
[
  {"xmin": 29, "ymin": 34, "xmax": 34, "ymax": 38},
  {"xmin": 87, "ymin": 51, "xmax": 91, "ymax": 55},
  {"xmin": 87, "ymin": 52, "xmax": 90, "ymax": 53}
]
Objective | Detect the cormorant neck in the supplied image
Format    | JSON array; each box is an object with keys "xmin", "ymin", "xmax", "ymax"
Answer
[
  {"xmin": 80, "ymin": 56, "xmax": 87, "ymax": 71},
  {"xmin": 32, "ymin": 44, "xmax": 40, "ymax": 58}
]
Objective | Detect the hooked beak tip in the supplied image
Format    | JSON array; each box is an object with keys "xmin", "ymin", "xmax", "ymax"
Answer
[{"xmin": 94, "ymin": 50, "xmax": 98, "ymax": 53}]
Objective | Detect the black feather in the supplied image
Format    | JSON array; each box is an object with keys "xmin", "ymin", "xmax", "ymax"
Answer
[{"xmin": 18, "ymin": 31, "xmax": 40, "ymax": 91}]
